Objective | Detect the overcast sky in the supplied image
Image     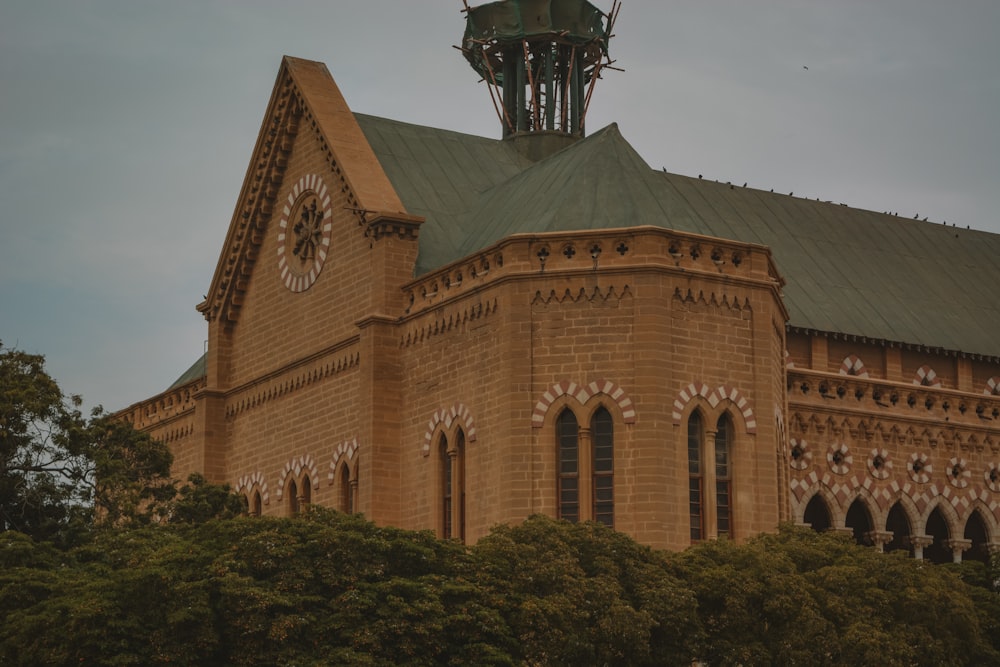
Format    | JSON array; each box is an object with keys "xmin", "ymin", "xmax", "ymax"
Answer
[{"xmin": 2, "ymin": 1, "xmax": 998, "ymax": 414}]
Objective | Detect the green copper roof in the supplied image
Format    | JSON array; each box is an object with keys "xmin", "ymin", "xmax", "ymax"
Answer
[
  {"xmin": 356, "ymin": 113, "xmax": 1000, "ymax": 359},
  {"xmin": 168, "ymin": 352, "xmax": 207, "ymax": 390}
]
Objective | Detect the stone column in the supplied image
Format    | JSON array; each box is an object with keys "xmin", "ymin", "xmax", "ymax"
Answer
[
  {"xmin": 910, "ymin": 534, "xmax": 933, "ymax": 560},
  {"xmin": 867, "ymin": 530, "xmax": 895, "ymax": 553},
  {"xmin": 944, "ymin": 538, "xmax": 972, "ymax": 563}
]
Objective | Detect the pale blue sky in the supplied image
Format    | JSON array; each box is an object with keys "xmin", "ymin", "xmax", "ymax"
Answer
[{"xmin": 2, "ymin": 1, "xmax": 998, "ymax": 413}]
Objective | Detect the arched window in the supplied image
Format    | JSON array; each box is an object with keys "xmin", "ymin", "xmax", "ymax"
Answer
[
  {"xmin": 251, "ymin": 489, "xmax": 263, "ymax": 517},
  {"xmin": 440, "ymin": 434, "xmax": 452, "ymax": 538},
  {"xmin": 455, "ymin": 430, "xmax": 466, "ymax": 542},
  {"xmin": 339, "ymin": 463, "xmax": 352, "ymax": 514},
  {"xmin": 845, "ymin": 498, "xmax": 873, "ymax": 546},
  {"xmin": 557, "ymin": 409, "xmax": 580, "ymax": 523},
  {"xmin": 439, "ymin": 430, "xmax": 467, "ymax": 541},
  {"xmin": 885, "ymin": 502, "xmax": 912, "ymax": 555},
  {"xmin": 925, "ymin": 507, "xmax": 951, "ymax": 564},
  {"xmin": 715, "ymin": 414, "xmax": 733, "ymax": 539},
  {"xmin": 964, "ymin": 511, "xmax": 990, "ymax": 564},
  {"xmin": 301, "ymin": 476, "xmax": 312, "ymax": 508},
  {"xmin": 556, "ymin": 405, "xmax": 615, "ymax": 525},
  {"xmin": 803, "ymin": 493, "xmax": 831, "ymax": 532},
  {"xmin": 351, "ymin": 461, "xmax": 360, "ymax": 514},
  {"xmin": 688, "ymin": 411, "xmax": 704, "ymax": 541},
  {"xmin": 591, "ymin": 407, "xmax": 614, "ymax": 528},
  {"xmin": 287, "ymin": 479, "xmax": 299, "ymax": 516}
]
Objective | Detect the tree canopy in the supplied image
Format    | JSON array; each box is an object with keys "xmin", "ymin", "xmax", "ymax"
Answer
[
  {"xmin": 0, "ymin": 343, "xmax": 177, "ymax": 543},
  {"xmin": 2, "ymin": 513, "xmax": 998, "ymax": 666},
  {"xmin": 2, "ymin": 343, "xmax": 998, "ymax": 665}
]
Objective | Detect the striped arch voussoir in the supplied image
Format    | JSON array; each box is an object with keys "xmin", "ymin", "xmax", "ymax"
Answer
[
  {"xmin": 671, "ymin": 381, "xmax": 757, "ymax": 434},
  {"xmin": 839, "ymin": 354, "xmax": 869, "ymax": 378},
  {"xmin": 914, "ymin": 365, "xmax": 941, "ymax": 387},
  {"xmin": 235, "ymin": 471, "xmax": 270, "ymax": 505},
  {"xmin": 328, "ymin": 438, "xmax": 360, "ymax": 483},
  {"xmin": 531, "ymin": 379, "xmax": 636, "ymax": 428},
  {"xmin": 276, "ymin": 454, "xmax": 320, "ymax": 499},
  {"xmin": 422, "ymin": 403, "xmax": 478, "ymax": 456}
]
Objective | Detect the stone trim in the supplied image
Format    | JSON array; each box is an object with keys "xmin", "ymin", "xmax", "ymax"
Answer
[
  {"xmin": 531, "ymin": 379, "xmax": 636, "ymax": 428},
  {"xmin": 671, "ymin": 382, "xmax": 757, "ymax": 434},
  {"xmin": 276, "ymin": 454, "xmax": 321, "ymax": 499},
  {"xmin": 235, "ymin": 471, "xmax": 271, "ymax": 505},
  {"xmin": 400, "ymin": 299, "xmax": 497, "ymax": 348},
  {"xmin": 422, "ymin": 404, "xmax": 478, "ymax": 456},
  {"xmin": 914, "ymin": 365, "xmax": 941, "ymax": 387},
  {"xmin": 826, "ymin": 442, "xmax": 852, "ymax": 475},
  {"xmin": 328, "ymin": 438, "xmax": 360, "ymax": 481},
  {"xmin": 225, "ymin": 349, "xmax": 360, "ymax": 418},
  {"xmin": 867, "ymin": 447, "xmax": 892, "ymax": 480},
  {"xmin": 839, "ymin": 354, "xmax": 869, "ymax": 378}
]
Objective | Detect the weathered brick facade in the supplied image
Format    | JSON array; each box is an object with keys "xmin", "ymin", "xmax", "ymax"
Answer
[{"xmin": 120, "ymin": 56, "xmax": 1000, "ymax": 558}]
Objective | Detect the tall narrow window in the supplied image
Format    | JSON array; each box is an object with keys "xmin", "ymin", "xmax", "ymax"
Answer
[
  {"xmin": 440, "ymin": 431, "xmax": 466, "ymax": 541},
  {"xmin": 251, "ymin": 490, "xmax": 262, "ymax": 517},
  {"xmin": 440, "ymin": 435, "xmax": 453, "ymax": 539},
  {"xmin": 591, "ymin": 408, "xmax": 614, "ymax": 527},
  {"xmin": 339, "ymin": 464, "xmax": 351, "ymax": 513},
  {"xmin": 456, "ymin": 430, "xmax": 466, "ymax": 542},
  {"xmin": 715, "ymin": 414, "xmax": 733, "ymax": 538},
  {"xmin": 287, "ymin": 479, "xmax": 299, "ymax": 516},
  {"xmin": 557, "ymin": 409, "xmax": 580, "ymax": 522},
  {"xmin": 351, "ymin": 461, "xmax": 359, "ymax": 515},
  {"xmin": 688, "ymin": 411, "xmax": 704, "ymax": 541},
  {"xmin": 301, "ymin": 475, "xmax": 312, "ymax": 509}
]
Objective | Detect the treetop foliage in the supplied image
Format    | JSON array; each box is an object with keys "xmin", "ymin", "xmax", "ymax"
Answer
[
  {"xmin": 0, "ymin": 342, "xmax": 182, "ymax": 543},
  {"xmin": 2, "ymin": 513, "xmax": 998, "ymax": 666},
  {"xmin": 2, "ymin": 343, "xmax": 998, "ymax": 665}
]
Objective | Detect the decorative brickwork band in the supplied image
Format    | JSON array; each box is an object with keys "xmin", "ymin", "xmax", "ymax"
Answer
[
  {"xmin": 422, "ymin": 403, "xmax": 478, "ymax": 456},
  {"xmin": 235, "ymin": 471, "xmax": 270, "ymax": 505},
  {"xmin": 913, "ymin": 365, "xmax": 941, "ymax": 387},
  {"xmin": 276, "ymin": 454, "xmax": 320, "ymax": 499},
  {"xmin": 531, "ymin": 379, "xmax": 636, "ymax": 429},
  {"xmin": 328, "ymin": 438, "xmax": 360, "ymax": 482},
  {"xmin": 839, "ymin": 354, "xmax": 869, "ymax": 378},
  {"xmin": 670, "ymin": 382, "xmax": 757, "ymax": 434}
]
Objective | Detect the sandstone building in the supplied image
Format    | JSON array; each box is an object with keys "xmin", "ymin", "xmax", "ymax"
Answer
[{"xmin": 120, "ymin": 2, "xmax": 1000, "ymax": 562}]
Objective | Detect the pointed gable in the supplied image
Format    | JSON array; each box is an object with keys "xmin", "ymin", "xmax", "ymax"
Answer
[{"xmin": 198, "ymin": 56, "xmax": 409, "ymax": 326}]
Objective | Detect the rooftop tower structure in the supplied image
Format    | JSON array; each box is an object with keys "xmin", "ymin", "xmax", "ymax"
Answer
[{"xmin": 460, "ymin": 0, "xmax": 619, "ymax": 143}]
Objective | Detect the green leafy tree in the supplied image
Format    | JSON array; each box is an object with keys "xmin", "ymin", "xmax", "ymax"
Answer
[
  {"xmin": 678, "ymin": 525, "xmax": 1000, "ymax": 666},
  {"xmin": 0, "ymin": 342, "xmax": 174, "ymax": 543},
  {"xmin": 471, "ymin": 515, "xmax": 702, "ymax": 666}
]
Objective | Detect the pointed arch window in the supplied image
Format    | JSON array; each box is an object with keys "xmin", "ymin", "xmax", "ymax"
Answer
[
  {"xmin": 715, "ymin": 414, "xmax": 733, "ymax": 538},
  {"xmin": 592, "ymin": 407, "xmax": 614, "ymax": 528},
  {"xmin": 439, "ymin": 430, "xmax": 467, "ymax": 541},
  {"xmin": 688, "ymin": 411, "xmax": 704, "ymax": 541},
  {"xmin": 339, "ymin": 463, "xmax": 353, "ymax": 514},
  {"xmin": 287, "ymin": 479, "xmax": 299, "ymax": 516},
  {"xmin": 557, "ymin": 409, "xmax": 580, "ymax": 522},
  {"xmin": 286, "ymin": 475, "xmax": 312, "ymax": 517},
  {"xmin": 251, "ymin": 489, "xmax": 263, "ymax": 517},
  {"xmin": 556, "ymin": 405, "xmax": 615, "ymax": 525},
  {"xmin": 686, "ymin": 409, "xmax": 736, "ymax": 542}
]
